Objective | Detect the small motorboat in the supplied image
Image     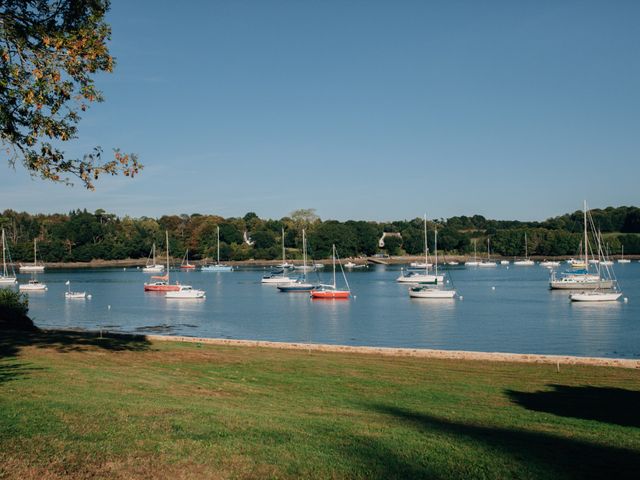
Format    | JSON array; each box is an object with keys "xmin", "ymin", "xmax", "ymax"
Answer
[
  {"xmin": 165, "ymin": 285, "xmax": 206, "ymax": 299},
  {"xmin": 19, "ymin": 279, "xmax": 47, "ymax": 291}
]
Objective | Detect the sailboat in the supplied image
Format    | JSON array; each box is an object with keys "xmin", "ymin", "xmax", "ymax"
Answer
[
  {"xmin": 19, "ymin": 239, "xmax": 45, "ymax": 272},
  {"xmin": 478, "ymin": 238, "xmax": 497, "ymax": 267},
  {"xmin": 144, "ymin": 231, "xmax": 181, "ymax": 292},
  {"xmin": 550, "ymin": 201, "xmax": 614, "ymax": 290},
  {"xmin": 310, "ymin": 244, "xmax": 351, "ymax": 299},
  {"xmin": 262, "ymin": 228, "xmax": 294, "ymax": 284},
  {"xmin": 465, "ymin": 239, "xmax": 479, "ymax": 266},
  {"xmin": 618, "ymin": 245, "xmax": 631, "ymax": 264},
  {"xmin": 397, "ymin": 215, "xmax": 444, "ymax": 284},
  {"xmin": 180, "ymin": 249, "xmax": 196, "ymax": 270},
  {"xmin": 202, "ymin": 226, "xmax": 233, "ymax": 272},
  {"xmin": 142, "ymin": 243, "xmax": 165, "ymax": 273},
  {"xmin": 0, "ymin": 229, "xmax": 17, "ymax": 285},
  {"xmin": 409, "ymin": 228, "xmax": 456, "ymax": 298},
  {"xmin": 513, "ymin": 232, "xmax": 535, "ymax": 266},
  {"xmin": 570, "ymin": 228, "xmax": 622, "ymax": 302},
  {"xmin": 278, "ymin": 229, "xmax": 318, "ymax": 292},
  {"xmin": 65, "ymin": 280, "xmax": 90, "ymax": 299}
]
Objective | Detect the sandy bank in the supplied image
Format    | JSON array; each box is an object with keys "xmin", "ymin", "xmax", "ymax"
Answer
[{"xmin": 80, "ymin": 330, "xmax": 639, "ymax": 369}]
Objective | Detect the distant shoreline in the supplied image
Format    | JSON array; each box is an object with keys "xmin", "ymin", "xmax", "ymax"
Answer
[{"xmin": 8, "ymin": 254, "xmax": 639, "ymax": 269}]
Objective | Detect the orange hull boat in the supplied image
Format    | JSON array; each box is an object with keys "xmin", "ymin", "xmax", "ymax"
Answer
[
  {"xmin": 310, "ymin": 290, "xmax": 350, "ymax": 299},
  {"xmin": 144, "ymin": 282, "xmax": 181, "ymax": 292},
  {"xmin": 180, "ymin": 264, "xmax": 196, "ymax": 270}
]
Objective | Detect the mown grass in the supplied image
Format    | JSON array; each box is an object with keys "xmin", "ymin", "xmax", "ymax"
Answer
[{"xmin": 0, "ymin": 331, "xmax": 639, "ymax": 479}]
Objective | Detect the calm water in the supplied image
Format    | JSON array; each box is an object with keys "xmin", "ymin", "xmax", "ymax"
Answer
[{"xmin": 12, "ymin": 263, "xmax": 640, "ymax": 358}]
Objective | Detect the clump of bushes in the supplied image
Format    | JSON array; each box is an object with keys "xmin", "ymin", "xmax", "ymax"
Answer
[{"xmin": 0, "ymin": 289, "xmax": 36, "ymax": 331}]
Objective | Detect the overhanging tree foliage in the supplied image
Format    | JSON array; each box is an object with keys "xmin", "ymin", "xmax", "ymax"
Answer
[{"xmin": 0, "ymin": 0, "xmax": 140, "ymax": 189}]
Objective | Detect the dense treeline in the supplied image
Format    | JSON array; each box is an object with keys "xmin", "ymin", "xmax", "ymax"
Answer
[{"xmin": 1, "ymin": 207, "xmax": 639, "ymax": 263}]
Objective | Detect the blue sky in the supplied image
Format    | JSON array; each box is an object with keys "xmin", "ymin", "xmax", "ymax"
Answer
[{"xmin": 1, "ymin": 0, "xmax": 638, "ymax": 221}]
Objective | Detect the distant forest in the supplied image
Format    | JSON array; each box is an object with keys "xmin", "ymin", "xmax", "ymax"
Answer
[{"xmin": 1, "ymin": 206, "xmax": 640, "ymax": 263}]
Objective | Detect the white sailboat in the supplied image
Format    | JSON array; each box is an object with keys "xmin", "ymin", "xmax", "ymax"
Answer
[
  {"xmin": 64, "ymin": 280, "xmax": 90, "ymax": 299},
  {"xmin": 618, "ymin": 245, "xmax": 631, "ymax": 264},
  {"xmin": 513, "ymin": 233, "xmax": 535, "ymax": 266},
  {"xmin": 19, "ymin": 239, "xmax": 45, "ymax": 272},
  {"xmin": 550, "ymin": 201, "xmax": 614, "ymax": 290},
  {"xmin": 262, "ymin": 228, "xmax": 294, "ymax": 284},
  {"xmin": 478, "ymin": 238, "xmax": 497, "ymax": 267},
  {"xmin": 0, "ymin": 229, "xmax": 17, "ymax": 285},
  {"xmin": 277, "ymin": 229, "xmax": 318, "ymax": 292},
  {"xmin": 142, "ymin": 243, "xmax": 165, "ymax": 273},
  {"xmin": 202, "ymin": 226, "xmax": 234, "ymax": 272},
  {"xmin": 465, "ymin": 239, "xmax": 479, "ymax": 266},
  {"xmin": 409, "ymin": 228, "xmax": 456, "ymax": 299},
  {"xmin": 570, "ymin": 229, "xmax": 622, "ymax": 302},
  {"xmin": 397, "ymin": 215, "xmax": 444, "ymax": 284}
]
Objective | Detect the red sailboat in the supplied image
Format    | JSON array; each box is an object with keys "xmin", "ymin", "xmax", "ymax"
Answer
[{"xmin": 310, "ymin": 244, "xmax": 351, "ymax": 300}]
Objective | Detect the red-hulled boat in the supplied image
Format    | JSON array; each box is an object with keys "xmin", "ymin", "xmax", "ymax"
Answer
[
  {"xmin": 310, "ymin": 244, "xmax": 351, "ymax": 300},
  {"xmin": 144, "ymin": 275, "xmax": 181, "ymax": 292},
  {"xmin": 310, "ymin": 285, "xmax": 350, "ymax": 299}
]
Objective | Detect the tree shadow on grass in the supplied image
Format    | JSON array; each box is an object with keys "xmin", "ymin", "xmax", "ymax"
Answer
[
  {"xmin": 506, "ymin": 385, "xmax": 640, "ymax": 428},
  {"xmin": 358, "ymin": 403, "xmax": 640, "ymax": 479},
  {"xmin": 0, "ymin": 329, "xmax": 151, "ymax": 362}
]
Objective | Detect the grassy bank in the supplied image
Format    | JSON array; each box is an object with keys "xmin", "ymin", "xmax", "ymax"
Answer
[{"xmin": 1, "ymin": 331, "xmax": 639, "ymax": 479}]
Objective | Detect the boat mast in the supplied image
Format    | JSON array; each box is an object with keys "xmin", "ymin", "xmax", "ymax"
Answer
[
  {"xmin": 165, "ymin": 231, "xmax": 170, "ymax": 281},
  {"xmin": 487, "ymin": 237, "xmax": 491, "ymax": 261},
  {"xmin": 2, "ymin": 229, "xmax": 6, "ymax": 276},
  {"xmin": 281, "ymin": 227, "xmax": 286, "ymax": 277},
  {"xmin": 302, "ymin": 228, "xmax": 307, "ymax": 281},
  {"xmin": 524, "ymin": 232, "xmax": 528, "ymax": 260},
  {"xmin": 332, "ymin": 244, "xmax": 336, "ymax": 288},
  {"xmin": 33, "ymin": 238, "xmax": 37, "ymax": 266},
  {"xmin": 473, "ymin": 239, "xmax": 477, "ymax": 262},
  {"xmin": 217, "ymin": 225, "xmax": 220, "ymax": 264},
  {"xmin": 434, "ymin": 227, "xmax": 438, "ymax": 278},
  {"xmin": 424, "ymin": 214, "xmax": 428, "ymax": 273},
  {"xmin": 584, "ymin": 201, "xmax": 589, "ymax": 266}
]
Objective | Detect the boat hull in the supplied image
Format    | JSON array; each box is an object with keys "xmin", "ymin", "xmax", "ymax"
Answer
[
  {"xmin": 19, "ymin": 284, "xmax": 47, "ymax": 291},
  {"xmin": 165, "ymin": 291, "xmax": 205, "ymax": 299},
  {"xmin": 261, "ymin": 276, "xmax": 293, "ymax": 284},
  {"xmin": 570, "ymin": 292, "xmax": 622, "ymax": 302},
  {"xmin": 277, "ymin": 283, "xmax": 316, "ymax": 292},
  {"xmin": 19, "ymin": 265, "xmax": 45, "ymax": 272},
  {"xmin": 409, "ymin": 288, "xmax": 456, "ymax": 299},
  {"xmin": 65, "ymin": 292, "xmax": 87, "ymax": 299},
  {"xmin": 202, "ymin": 265, "xmax": 233, "ymax": 272},
  {"xmin": 549, "ymin": 279, "xmax": 614, "ymax": 290},
  {"xmin": 396, "ymin": 274, "xmax": 444, "ymax": 284},
  {"xmin": 142, "ymin": 266, "xmax": 165, "ymax": 273},
  {"xmin": 513, "ymin": 260, "xmax": 534, "ymax": 266},
  {"xmin": 310, "ymin": 290, "xmax": 350, "ymax": 299},
  {"xmin": 144, "ymin": 283, "xmax": 181, "ymax": 292},
  {"xmin": 0, "ymin": 277, "xmax": 17, "ymax": 284}
]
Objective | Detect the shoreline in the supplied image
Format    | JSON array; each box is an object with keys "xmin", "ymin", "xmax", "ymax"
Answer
[
  {"xmin": 46, "ymin": 329, "xmax": 640, "ymax": 369},
  {"xmin": 12, "ymin": 254, "xmax": 640, "ymax": 269}
]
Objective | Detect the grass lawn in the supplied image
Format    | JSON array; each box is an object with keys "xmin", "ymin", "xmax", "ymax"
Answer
[{"xmin": 1, "ymin": 331, "xmax": 639, "ymax": 479}]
